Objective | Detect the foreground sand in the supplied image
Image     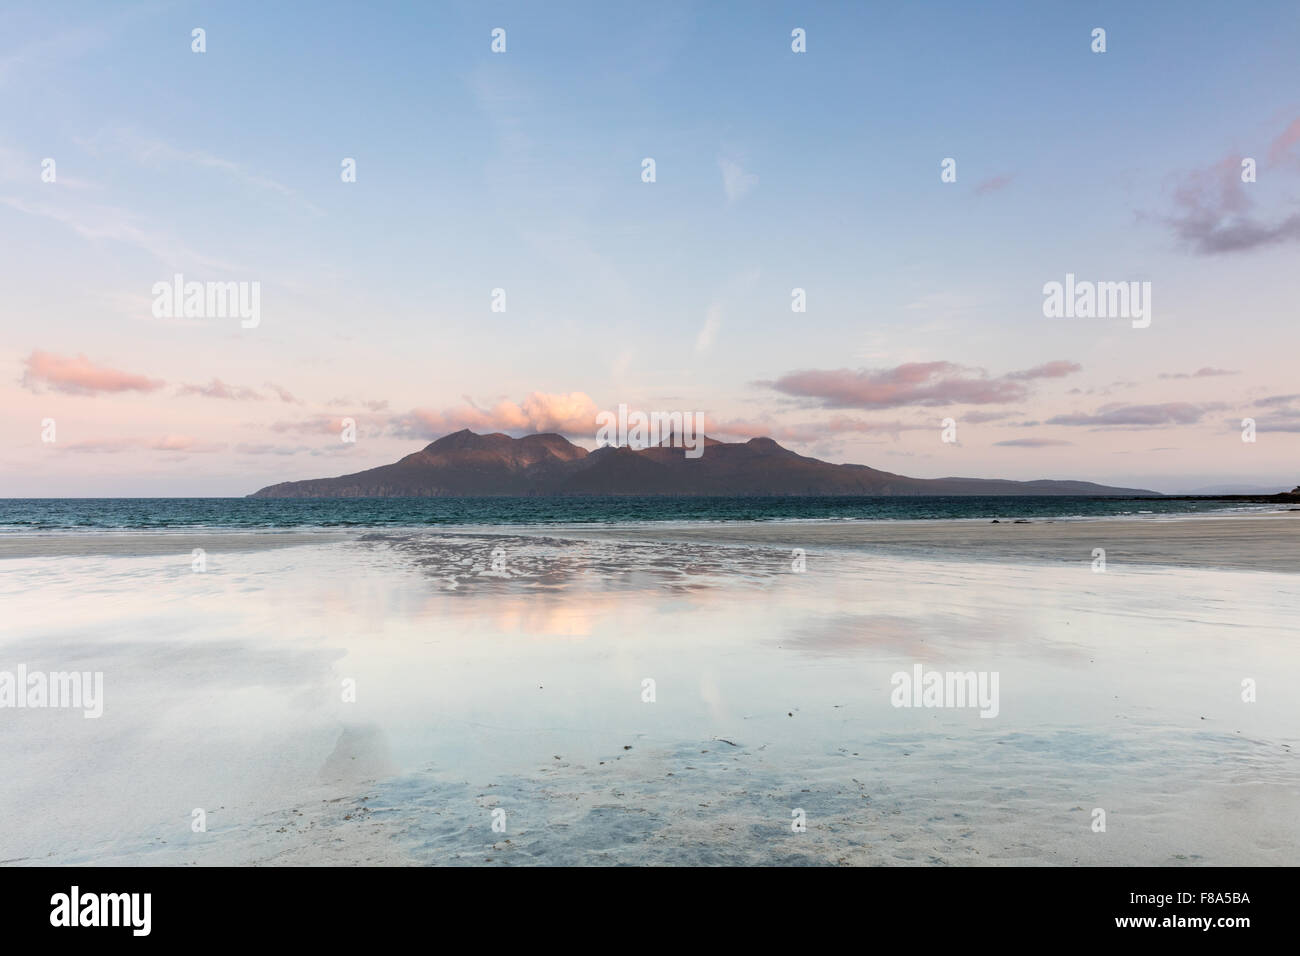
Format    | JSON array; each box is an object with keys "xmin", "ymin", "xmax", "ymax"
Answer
[{"xmin": 2, "ymin": 513, "xmax": 1297, "ymax": 866}]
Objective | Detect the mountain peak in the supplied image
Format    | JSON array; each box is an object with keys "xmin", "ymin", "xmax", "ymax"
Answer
[
  {"xmin": 652, "ymin": 430, "xmax": 723, "ymax": 449},
  {"xmin": 423, "ymin": 429, "xmax": 504, "ymax": 452},
  {"xmin": 420, "ymin": 429, "xmax": 587, "ymax": 464},
  {"xmin": 744, "ymin": 436, "xmax": 795, "ymax": 455}
]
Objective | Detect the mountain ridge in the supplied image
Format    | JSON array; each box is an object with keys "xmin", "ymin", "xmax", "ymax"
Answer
[{"xmin": 248, "ymin": 429, "xmax": 1163, "ymax": 498}]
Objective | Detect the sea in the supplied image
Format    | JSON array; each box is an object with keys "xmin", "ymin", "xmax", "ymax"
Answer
[{"xmin": 0, "ymin": 495, "xmax": 1274, "ymax": 532}]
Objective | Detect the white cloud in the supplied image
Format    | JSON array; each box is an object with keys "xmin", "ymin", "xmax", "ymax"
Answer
[
  {"xmin": 719, "ymin": 158, "xmax": 758, "ymax": 202},
  {"xmin": 695, "ymin": 305, "xmax": 722, "ymax": 353}
]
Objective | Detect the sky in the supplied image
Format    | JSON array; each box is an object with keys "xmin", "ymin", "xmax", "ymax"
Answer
[{"xmin": 2, "ymin": 0, "xmax": 1299, "ymax": 496}]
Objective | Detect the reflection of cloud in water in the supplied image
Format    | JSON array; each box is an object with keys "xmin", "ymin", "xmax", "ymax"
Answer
[
  {"xmin": 359, "ymin": 531, "xmax": 792, "ymax": 596},
  {"xmin": 488, "ymin": 597, "xmax": 599, "ymax": 639}
]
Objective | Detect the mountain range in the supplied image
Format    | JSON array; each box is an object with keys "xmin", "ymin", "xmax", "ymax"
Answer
[{"xmin": 248, "ymin": 429, "xmax": 1162, "ymax": 497}]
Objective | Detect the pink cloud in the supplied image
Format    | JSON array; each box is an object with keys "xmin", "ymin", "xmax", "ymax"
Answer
[
  {"xmin": 264, "ymin": 382, "xmax": 299, "ymax": 403},
  {"xmin": 994, "ymin": 438, "xmax": 1074, "ymax": 447},
  {"xmin": 270, "ymin": 415, "xmax": 358, "ymax": 436},
  {"xmin": 328, "ymin": 396, "xmax": 388, "ymax": 411},
  {"xmin": 1162, "ymin": 120, "xmax": 1300, "ymax": 254},
  {"xmin": 1047, "ymin": 402, "xmax": 1226, "ymax": 427},
  {"xmin": 963, "ymin": 410, "xmax": 1021, "ymax": 423},
  {"xmin": 764, "ymin": 362, "xmax": 1033, "ymax": 409},
  {"xmin": 176, "ymin": 379, "xmax": 304, "ymax": 401},
  {"xmin": 1268, "ymin": 117, "xmax": 1300, "ymax": 168},
  {"xmin": 1247, "ymin": 395, "xmax": 1300, "ymax": 432},
  {"xmin": 1004, "ymin": 361, "xmax": 1082, "ymax": 381},
  {"xmin": 1253, "ymin": 394, "xmax": 1300, "ymax": 408},
  {"xmin": 21, "ymin": 350, "xmax": 164, "ymax": 396},
  {"xmin": 58, "ymin": 436, "xmax": 226, "ymax": 453},
  {"xmin": 392, "ymin": 391, "xmax": 600, "ymax": 438},
  {"xmin": 55, "ymin": 439, "xmax": 144, "ymax": 454},
  {"xmin": 177, "ymin": 378, "xmax": 264, "ymax": 400},
  {"xmin": 1157, "ymin": 367, "xmax": 1238, "ymax": 379},
  {"xmin": 974, "ymin": 174, "xmax": 1014, "ymax": 195}
]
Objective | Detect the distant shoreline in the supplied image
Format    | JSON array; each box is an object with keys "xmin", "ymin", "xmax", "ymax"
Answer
[
  {"xmin": 1114, "ymin": 493, "xmax": 1299, "ymax": 503},
  {"xmin": 3, "ymin": 492, "xmax": 1297, "ymax": 502}
]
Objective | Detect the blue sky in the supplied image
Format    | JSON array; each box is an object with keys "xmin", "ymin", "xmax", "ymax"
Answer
[{"xmin": 3, "ymin": 0, "xmax": 1299, "ymax": 494}]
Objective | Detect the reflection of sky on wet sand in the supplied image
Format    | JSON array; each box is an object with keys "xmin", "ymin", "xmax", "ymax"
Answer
[{"xmin": 1, "ymin": 529, "xmax": 1297, "ymax": 864}]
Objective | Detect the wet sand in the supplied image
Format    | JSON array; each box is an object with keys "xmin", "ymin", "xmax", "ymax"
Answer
[
  {"xmin": 2, "ymin": 513, "xmax": 1297, "ymax": 866},
  {"xmin": 2, "ymin": 510, "xmax": 1295, "ymax": 570},
  {"xmin": 541, "ymin": 510, "xmax": 1300, "ymax": 573},
  {"xmin": 0, "ymin": 530, "xmax": 353, "ymax": 559}
]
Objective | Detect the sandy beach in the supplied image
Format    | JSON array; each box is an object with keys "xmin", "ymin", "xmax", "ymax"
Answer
[{"xmin": 1, "ymin": 512, "xmax": 1297, "ymax": 866}]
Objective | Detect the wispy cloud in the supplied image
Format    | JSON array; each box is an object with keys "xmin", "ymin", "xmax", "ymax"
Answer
[
  {"xmin": 973, "ymin": 173, "xmax": 1014, "ymax": 195},
  {"xmin": 718, "ymin": 157, "xmax": 758, "ymax": 202},
  {"xmin": 0, "ymin": 195, "xmax": 238, "ymax": 271},
  {"xmin": 58, "ymin": 436, "xmax": 226, "ymax": 454},
  {"xmin": 0, "ymin": 23, "xmax": 109, "ymax": 88},
  {"xmin": 1268, "ymin": 117, "xmax": 1300, "ymax": 170},
  {"xmin": 270, "ymin": 415, "xmax": 364, "ymax": 437},
  {"xmin": 327, "ymin": 396, "xmax": 388, "ymax": 412},
  {"xmin": 177, "ymin": 379, "xmax": 264, "ymax": 401},
  {"xmin": 1253, "ymin": 394, "xmax": 1300, "ymax": 408},
  {"xmin": 762, "ymin": 359, "xmax": 1080, "ymax": 410},
  {"xmin": 264, "ymin": 382, "xmax": 300, "ymax": 404},
  {"xmin": 1004, "ymin": 360, "xmax": 1082, "ymax": 381},
  {"xmin": 963, "ymin": 410, "xmax": 1021, "ymax": 423},
  {"xmin": 695, "ymin": 305, "xmax": 722, "ymax": 353},
  {"xmin": 994, "ymin": 438, "xmax": 1073, "ymax": 447},
  {"xmin": 1157, "ymin": 367, "xmax": 1238, "ymax": 379},
  {"xmin": 1247, "ymin": 394, "xmax": 1300, "ymax": 432},
  {"xmin": 1047, "ymin": 402, "xmax": 1226, "ymax": 428},
  {"xmin": 77, "ymin": 129, "xmax": 323, "ymax": 215}
]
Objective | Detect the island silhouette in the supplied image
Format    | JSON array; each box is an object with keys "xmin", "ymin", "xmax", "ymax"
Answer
[{"xmin": 249, "ymin": 429, "xmax": 1163, "ymax": 498}]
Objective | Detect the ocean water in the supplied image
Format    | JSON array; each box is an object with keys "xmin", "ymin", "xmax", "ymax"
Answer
[{"xmin": 0, "ymin": 495, "xmax": 1273, "ymax": 532}]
